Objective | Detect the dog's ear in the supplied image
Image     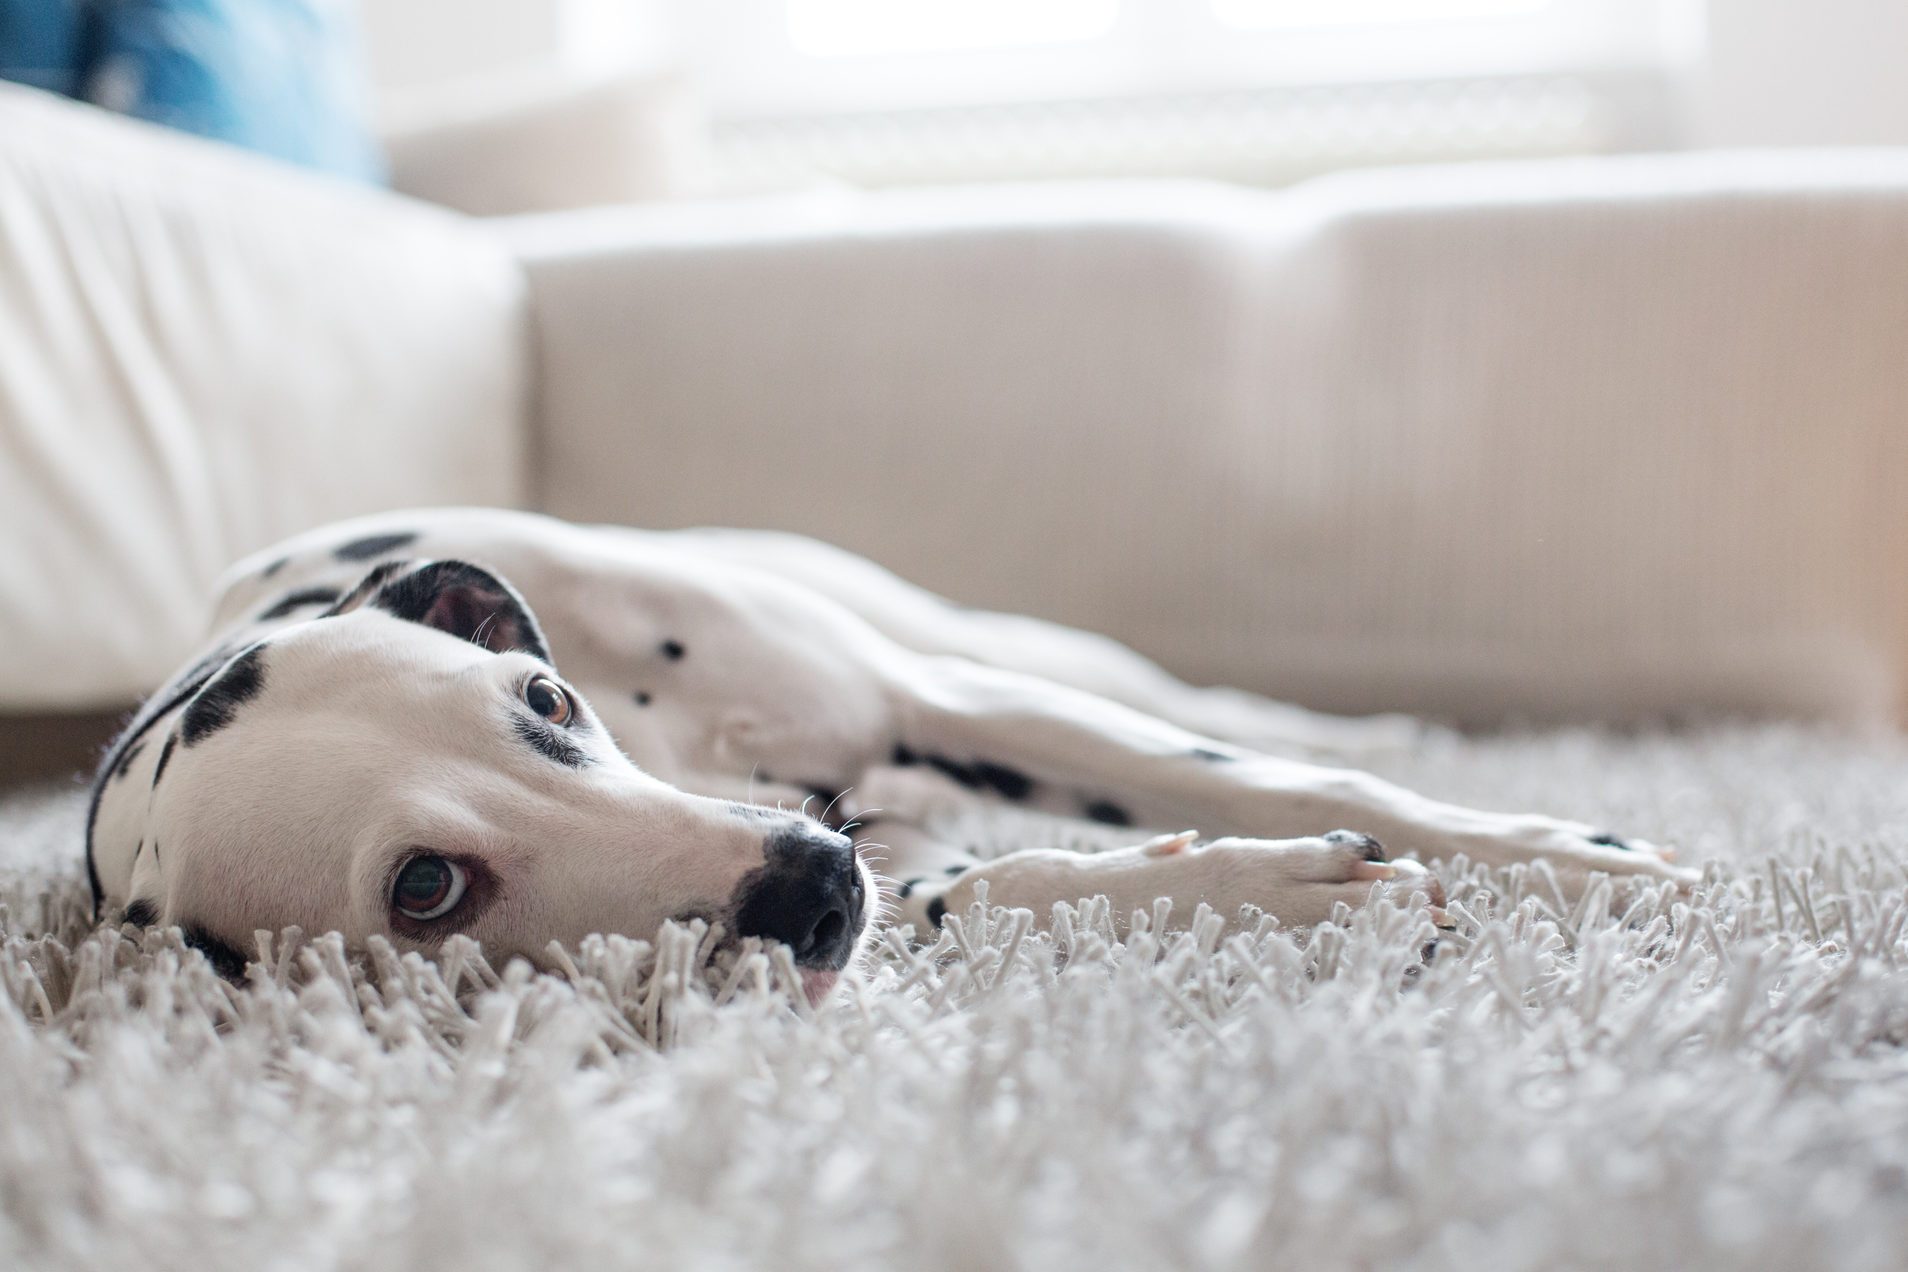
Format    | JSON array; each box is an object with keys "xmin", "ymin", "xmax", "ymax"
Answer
[{"xmin": 340, "ymin": 559, "xmax": 554, "ymax": 663}]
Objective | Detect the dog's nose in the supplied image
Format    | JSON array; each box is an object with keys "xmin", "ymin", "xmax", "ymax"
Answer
[{"xmin": 732, "ymin": 824, "xmax": 865, "ymax": 970}]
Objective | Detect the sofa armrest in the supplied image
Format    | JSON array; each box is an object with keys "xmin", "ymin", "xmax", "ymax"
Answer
[
  {"xmin": 0, "ymin": 84, "xmax": 529, "ymax": 709},
  {"xmin": 507, "ymin": 159, "xmax": 1908, "ymax": 726}
]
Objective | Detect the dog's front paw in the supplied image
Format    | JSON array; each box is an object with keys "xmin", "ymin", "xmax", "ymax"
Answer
[
  {"xmin": 961, "ymin": 830, "xmax": 1447, "ymax": 934},
  {"xmin": 1184, "ymin": 831, "xmax": 1447, "ymax": 929}
]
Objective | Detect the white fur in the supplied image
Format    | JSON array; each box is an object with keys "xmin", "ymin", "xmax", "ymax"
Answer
[{"xmin": 89, "ymin": 508, "xmax": 1697, "ymax": 977}]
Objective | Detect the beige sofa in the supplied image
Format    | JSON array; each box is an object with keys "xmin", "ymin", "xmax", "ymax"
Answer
[{"xmin": 6, "ymin": 82, "xmax": 1908, "ymax": 762}]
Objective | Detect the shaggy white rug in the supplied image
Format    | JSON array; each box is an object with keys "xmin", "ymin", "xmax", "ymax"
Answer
[{"xmin": 5, "ymin": 725, "xmax": 1908, "ymax": 1272}]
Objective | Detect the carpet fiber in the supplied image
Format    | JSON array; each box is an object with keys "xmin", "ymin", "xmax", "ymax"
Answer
[{"xmin": 5, "ymin": 725, "xmax": 1908, "ymax": 1271}]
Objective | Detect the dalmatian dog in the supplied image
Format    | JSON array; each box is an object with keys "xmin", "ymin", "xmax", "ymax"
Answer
[{"xmin": 87, "ymin": 509, "xmax": 1696, "ymax": 1000}]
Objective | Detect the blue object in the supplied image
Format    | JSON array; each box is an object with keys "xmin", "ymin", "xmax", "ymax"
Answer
[
  {"xmin": 84, "ymin": 0, "xmax": 383, "ymax": 181},
  {"xmin": 0, "ymin": 0, "xmax": 92, "ymax": 96},
  {"xmin": 0, "ymin": 0, "xmax": 383, "ymax": 182}
]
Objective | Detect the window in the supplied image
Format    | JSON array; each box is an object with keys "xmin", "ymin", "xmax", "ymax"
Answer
[
  {"xmin": 654, "ymin": 0, "xmax": 1695, "ymax": 190},
  {"xmin": 1215, "ymin": 0, "xmax": 1551, "ymax": 29},
  {"xmin": 789, "ymin": 0, "xmax": 1121, "ymax": 57}
]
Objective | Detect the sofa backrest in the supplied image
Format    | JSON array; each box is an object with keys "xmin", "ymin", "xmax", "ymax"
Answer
[{"xmin": 512, "ymin": 162, "xmax": 1908, "ymax": 726}]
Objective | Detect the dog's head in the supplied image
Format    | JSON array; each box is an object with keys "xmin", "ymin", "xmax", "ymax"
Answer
[{"xmin": 88, "ymin": 559, "xmax": 871, "ymax": 1001}]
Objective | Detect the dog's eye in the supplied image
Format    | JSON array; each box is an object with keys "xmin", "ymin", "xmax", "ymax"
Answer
[
  {"xmin": 392, "ymin": 855, "xmax": 467, "ymax": 921},
  {"xmin": 524, "ymin": 675, "xmax": 573, "ymax": 726}
]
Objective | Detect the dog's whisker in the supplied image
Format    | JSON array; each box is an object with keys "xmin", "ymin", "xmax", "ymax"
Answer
[
  {"xmin": 471, "ymin": 611, "xmax": 501, "ymax": 653},
  {"xmin": 821, "ymin": 785, "xmax": 853, "ymax": 825}
]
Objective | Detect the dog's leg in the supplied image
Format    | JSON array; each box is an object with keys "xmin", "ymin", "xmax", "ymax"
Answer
[
  {"xmin": 670, "ymin": 528, "xmax": 1429, "ymax": 760},
  {"xmin": 844, "ymin": 771, "xmax": 1445, "ymax": 937},
  {"xmin": 930, "ymin": 831, "xmax": 1447, "ymax": 935},
  {"xmin": 868, "ymin": 657, "xmax": 1696, "ymax": 896},
  {"xmin": 688, "ymin": 766, "xmax": 1434, "ymax": 943}
]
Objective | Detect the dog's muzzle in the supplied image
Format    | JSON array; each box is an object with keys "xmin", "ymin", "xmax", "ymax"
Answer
[{"xmin": 732, "ymin": 824, "xmax": 866, "ymax": 972}]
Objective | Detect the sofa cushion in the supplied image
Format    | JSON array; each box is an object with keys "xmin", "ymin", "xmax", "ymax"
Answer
[{"xmin": 381, "ymin": 68, "xmax": 696, "ymax": 216}]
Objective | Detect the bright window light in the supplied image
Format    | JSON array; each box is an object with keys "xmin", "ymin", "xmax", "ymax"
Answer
[
  {"xmin": 1214, "ymin": 0, "xmax": 1551, "ymax": 29},
  {"xmin": 788, "ymin": 0, "xmax": 1121, "ymax": 58}
]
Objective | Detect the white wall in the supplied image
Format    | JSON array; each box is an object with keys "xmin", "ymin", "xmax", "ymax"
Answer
[
  {"xmin": 357, "ymin": 0, "xmax": 667, "ymax": 104},
  {"xmin": 358, "ymin": 0, "xmax": 563, "ymax": 95},
  {"xmin": 1690, "ymin": 0, "xmax": 1908, "ymax": 146}
]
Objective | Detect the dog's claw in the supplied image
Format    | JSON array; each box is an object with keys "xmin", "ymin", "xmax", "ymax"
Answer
[
  {"xmin": 1588, "ymin": 831, "xmax": 1677, "ymax": 863},
  {"xmin": 1369, "ymin": 857, "xmax": 1448, "ymax": 912}
]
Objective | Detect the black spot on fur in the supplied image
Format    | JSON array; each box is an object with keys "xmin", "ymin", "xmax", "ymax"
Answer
[
  {"xmin": 335, "ymin": 531, "xmax": 418, "ymax": 562},
  {"xmin": 915, "ymin": 754, "xmax": 1035, "ymax": 800},
  {"xmin": 944, "ymin": 863, "xmax": 967, "ymax": 876},
  {"xmin": 925, "ymin": 896, "xmax": 948, "ymax": 927},
  {"xmin": 924, "ymin": 754, "xmax": 984, "ymax": 790},
  {"xmin": 180, "ymin": 925, "xmax": 248, "ymax": 980},
  {"xmin": 84, "ymin": 643, "xmax": 251, "ymax": 919},
  {"xmin": 634, "ymin": 691, "xmax": 652, "ymax": 706},
  {"xmin": 123, "ymin": 898, "xmax": 158, "ymax": 927},
  {"xmin": 892, "ymin": 743, "xmax": 918, "ymax": 767},
  {"xmin": 260, "ymin": 556, "xmax": 289, "ymax": 578},
  {"xmin": 113, "ymin": 739, "xmax": 146, "ymax": 780},
  {"xmin": 1325, "ymin": 829, "xmax": 1387, "ymax": 861},
  {"xmin": 897, "ymin": 879, "xmax": 918, "ymax": 898},
  {"xmin": 660, "ymin": 639, "xmax": 685, "ymax": 660},
  {"xmin": 806, "ymin": 786, "xmax": 843, "ymax": 813},
  {"xmin": 1083, "ymin": 799, "xmax": 1133, "ymax": 827},
  {"xmin": 152, "ymin": 734, "xmax": 177, "ymax": 786},
  {"xmin": 512, "ymin": 715, "xmax": 591, "ymax": 769},
  {"xmin": 972, "ymin": 761, "xmax": 1034, "ymax": 801},
  {"xmin": 258, "ymin": 586, "xmax": 342, "ymax": 621},
  {"xmin": 1191, "ymin": 747, "xmax": 1235, "ymax": 762},
  {"xmin": 1587, "ymin": 832, "xmax": 1632, "ymax": 851},
  {"xmin": 181, "ymin": 646, "xmax": 267, "ymax": 746}
]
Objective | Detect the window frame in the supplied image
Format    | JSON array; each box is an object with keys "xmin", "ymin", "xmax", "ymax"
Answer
[{"xmin": 678, "ymin": 0, "xmax": 1692, "ymax": 121}]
